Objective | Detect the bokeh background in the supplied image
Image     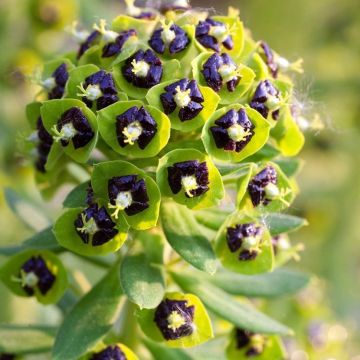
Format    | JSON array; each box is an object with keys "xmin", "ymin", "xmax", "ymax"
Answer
[{"xmin": 0, "ymin": 0, "xmax": 359, "ymax": 359}]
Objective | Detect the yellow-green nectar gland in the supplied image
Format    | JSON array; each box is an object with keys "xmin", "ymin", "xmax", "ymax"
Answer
[
  {"xmin": 208, "ymin": 24, "xmax": 229, "ymax": 43},
  {"xmin": 93, "ymin": 19, "xmax": 118, "ymax": 42},
  {"xmin": 108, "ymin": 191, "xmax": 132, "ymax": 219},
  {"xmin": 77, "ymin": 83, "xmax": 103, "ymax": 101},
  {"xmin": 174, "ymin": 86, "xmax": 191, "ymax": 108},
  {"xmin": 218, "ymin": 63, "xmax": 241, "ymax": 83},
  {"xmin": 181, "ymin": 175, "xmax": 198, "ymax": 198},
  {"xmin": 76, "ymin": 213, "xmax": 99, "ymax": 235},
  {"xmin": 131, "ymin": 59, "xmax": 150, "ymax": 78},
  {"xmin": 52, "ymin": 122, "xmax": 77, "ymax": 143},
  {"xmin": 227, "ymin": 123, "xmax": 251, "ymax": 142},
  {"xmin": 122, "ymin": 121, "xmax": 143, "ymax": 145},
  {"xmin": 167, "ymin": 311, "xmax": 186, "ymax": 332},
  {"xmin": 160, "ymin": 21, "xmax": 176, "ymax": 44}
]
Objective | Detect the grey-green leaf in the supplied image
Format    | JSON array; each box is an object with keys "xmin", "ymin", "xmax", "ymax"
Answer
[
  {"xmin": 210, "ymin": 268, "xmax": 311, "ymax": 298},
  {"xmin": 0, "ymin": 325, "xmax": 56, "ymax": 355},
  {"xmin": 171, "ymin": 272, "xmax": 292, "ymax": 335},
  {"xmin": 264, "ymin": 213, "xmax": 308, "ymax": 236},
  {"xmin": 52, "ymin": 266, "xmax": 123, "ymax": 360},
  {"xmin": 161, "ymin": 202, "xmax": 217, "ymax": 274},
  {"xmin": 120, "ymin": 253, "xmax": 165, "ymax": 309},
  {"xmin": 143, "ymin": 338, "xmax": 194, "ymax": 360},
  {"xmin": 63, "ymin": 181, "xmax": 89, "ymax": 208}
]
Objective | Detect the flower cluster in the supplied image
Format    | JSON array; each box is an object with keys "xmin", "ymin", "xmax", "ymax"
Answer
[{"xmin": 1, "ymin": 1, "xmax": 308, "ymax": 359}]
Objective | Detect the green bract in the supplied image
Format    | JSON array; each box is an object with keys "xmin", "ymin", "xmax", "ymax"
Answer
[
  {"xmin": 82, "ymin": 343, "xmax": 138, "ymax": 360},
  {"xmin": 0, "ymin": 250, "xmax": 67, "ymax": 305},
  {"xmin": 156, "ymin": 148, "xmax": 224, "ymax": 210}
]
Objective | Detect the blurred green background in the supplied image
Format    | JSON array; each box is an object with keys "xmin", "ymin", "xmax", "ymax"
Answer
[{"xmin": 0, "ymin": 0, "xmax": 359, "ymax": 358}]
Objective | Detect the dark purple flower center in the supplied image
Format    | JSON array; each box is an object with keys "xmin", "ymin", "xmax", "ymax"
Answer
[
  {"xmin": 235, "ymin": 328, "xmax": 265, "ymax": 356},
  {"xmin": 226, "ymin": 223, "xmax": 263, "ymax": 261},
  {"xmin": 259, "ymin": 41, "xmax": 278, "ymax": 78},
  {"xmin": 102, "ymin": 29, "xmax": 137, "ymax": 58},
  {"xmin": 81, "ymin": 70, "xmax": 119, "ymax": 110},
  {"xmin": 74, "ymin": 204, "xmax": 119, "ymax": 246},
  {"xmin": 154, "ymin": 299, "xmax": 195, "ymax": 340},
  {"xmin": 122, "ymin": 49, "xmax": 163, "ymax": 88},
  {"xmin": 48, "ymin": 63, "xmax": 69, "ymax": 100},
  {"xmin": 54, "ymin": 107, "xmax": 94, "ymax": 149},
  {"xmin": 167, "ymin": 160, "xmax": 209, "ymax": 198},
  {"xmin": 77, "ymin": 30, "xmax": 101, "ymax": 59},
  {"xmin": 196, "ymin": 18, "xmax": 233, "ymax": 52},
  {"xmin": 201, "ymin": 53, "xmax": 240, "ymax": 92},
  {"xmin": 247, "ymin": 165, "xmax": 278, "ymax": 207},
  {"xmin": 160, "ymin": 79, "xmax": 204, "ymax": 121},
  {"xmin": 149, "ymin": 23, "xmax": 189, "ymax": 55},
  {"xmin": 35, "ymin": 116, "xmax": 53, "ymax": 173},
  {"xmin": 108, "ymin": 175, "xmax": 149, "ymax": 216},
  {"xmin": 210, "ymin": 108, "xmax": 254, "ymax": 152},
  {"xmin": 90, "ymin": 345, "xmax": 126, "ymax": 360},
  {"xmin": 249, "ymin": 80, "xmax": 281, "ymax": 120},
  {"xmin": 20, "ymin": 256, "xmax": 56, "ymax": 296},
  {"xmin": 116, "ymin": 106, "xmax": 157, "ymax": 149}
]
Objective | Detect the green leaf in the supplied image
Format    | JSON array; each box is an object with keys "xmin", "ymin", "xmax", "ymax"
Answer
[
  {"xmin": 63, "ymin": 182, "xmax": 89, "ymax": 208},
  {"xmin": 52, "ymin": 266, "xmax": 123, "ymax": 360},
  {"xmin": 275, "ymin": 158, "xmax": 303, "ymax": 178},
  {"xmin": 143, "ymin": 338, "xmax": 194, "ymax": 360},
  {"xmin": 0, "ymin": 226, "xmax": 61, "ymax": 256},
  {"xmin": 0, "ymin": 324, "xmax": 56, "ymax": 355},
  {"xmin": 194, "ymin": 209, "xmax": 229, "ymax": 231},
  {"xmin": 4, "ymin": 188, "xmax": 50, "ymax": 231},
  {"xmin": 120, "ymin": 233, "xmax": 165, "ymax": 309},
  {"xmin": 210, "ymin": 268, "xmax": 311, "ymax": 298},
  {"xmin": 171, "ymin": 272, "xmax": 292, "ymax": 335},
  {"xmin": 161, "ymin": 202, "xmax": 217, "ymax": 274},
  {"xmin": 264, "ymin": 213, "xmax": 308, "ymax": 236}
]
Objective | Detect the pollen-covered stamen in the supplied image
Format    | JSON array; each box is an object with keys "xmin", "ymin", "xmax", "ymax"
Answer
[
  {"xmin": 209, "ymin": 24, "xmax": 229, "ymax": 43},
  {"xmin": 227, "ymin": 123, "xmax": 252, "ymax": 142},
  {"xmin": 90, "ymin": 345, "xmax": 126, "ymax": 360},
  {"xmin": 218, "ymin": 63, "xmax": 240, "ymax": 83},
  {"xmin": 154, "ymin": 299, "xmax": 195, "ymax": 340},
  {"xmin": 93, "ymin": 19, "xmax": 118, "ymax": 42},
  {"xmin": 76, "ymin": 213, "xmax": 99, "ymax": 235},
  {"xmin": 264, "ymin": 182, "xmax": 291, "ymax": 206},
  {"xmin": 161, "ymin": 21, "xmax": 176, "ymax": 44},
  {"xmin": 275, "ymin": 55, "xmax": 304, "ymax": 73},
  {"xmin": 77, "ymin": 82, "xmax": 103, "ymax": 101},
  {"xmin": 174, "ymin": 86, "xmax": 191, "ymax": 108},
  {"xmin": 108, "ymin": 191, "xmax": 133, "ymax": 219},
  {"xmin": 14, "ymin": 270, "xmax": 39, "ymax": 288},
  {"xmin": 181, "ymin": 175, "xmax": 198, "ymax": 198},
  {"xmin": 131, "ymin": 59, "xmax": 150, "ymax": 77},
  {"xmin": 122, "ymin": 121, "xmax": 143, "ymax": 145},
  {"xmin": 52, "ymin": 122, "xmax": 77, "ymax": 143}
]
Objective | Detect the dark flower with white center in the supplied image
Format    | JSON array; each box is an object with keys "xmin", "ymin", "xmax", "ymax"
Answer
[
  {"xmin": 202, "ymin": 53, "xmax": 240, "ymax": 92},
  {"xmin": 149, "ymin": 22, "xmax": 189, "ymax": 55},
  {"xmin": 167, "ymin": 160, "xmax": 209, "ymax": 198},
  {"xmin": 19, "ymin": 256, "xmax": 55, "ymax": 296},
  {"xmin": 0, "ymin": 354, "xmax": 16, "ymax": 360},
  {"xmin": 34, "ymin": 116, "xmax": 53, "ymax": 173},
  {"xmin": 196, "ymin": 18, "xmax": 233, "ymax": 52},
  {"xmin": 74, "ymin": 204, "xmax": 119, "ymax": 246},
  {"xmin": 108, "ymin": 175, "xmax": 149, "ymax": 218},
  {"xmin": 259, "ymin": 41, "xmax": 278, "ymax": 78},
  {"xmin": 77, "ymin": 30, "xmax": 101, "ymax": 59},
  {"xmin": 226, "ymin": 223, "xmax": 263, "ymax": 261},
  {"xmin": 90, "ymin": 345, "xmax": 126, "ymax": 360},
  {"xmin": 235, "ymin": 328, "xmax": 265, "ymax": 357},
  {"xmin": 102, "ymin": 29, "xmax": 137, "ymax": 58},
  {"xmin": 116, "ymin": 106, "xmax": 157, "ymax": 149},
  {"xmin": 210, "ymin": 108, "xmax": 254, "ymax": 152},
  {"xmin": 250, "ymin": 80, "xmax": 281, "ymax": 120},
  {"xmin": 52, "ymin": 107, "xmax": 94, "ymax": 149},
  {"xmin": 154, "ymin": 299, "xmax": 195, "ymax": 340},
  {"xmin": 160, "ymin": 79, "xmax": 204, "ymax": 121},
  {"xmin": 78, "ymin": 70, "xmax": 119, "ymax": 111},
  {"xmin": 247, "ymin": 166, "xmax": 278, "ymax": 207},
  {"xmin": 44, "ymin": 63, "xmax": 69, "ymax": 99},
  {"xmin": 122, "ymin": 49, "xmax": 163, "ymax": 88}
]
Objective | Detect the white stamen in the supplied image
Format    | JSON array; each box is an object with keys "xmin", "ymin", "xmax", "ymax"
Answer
[
  {"xmin": 209, "ymin": 25, "xmax": 228, "ymax": 43},
  {"xmin": 66, "ymin": 21, "xmax": 90, "ymax": 43},
  {"xmin": 265, "ymin": 94, "xmax": 281, "ymax": 109},
  {"xmin": 227, "ymin": 123, "xmax": 251, "ymax": 142},
  {"xmin": 167, "ymin": 311, "xmax": 186, "ymax": 332},
  {"xmin": 41, "ymin": 77, "xmax": 56, "ymax": 91},
  {"xmin": 218, "ymin": 63, "xmax": 238, "ymax": 83},
  {"xmin": 27, "ymin": 131, "xmax": 39, "ymax": 143},
  {"xmin": 131, "ymin": 59, "xmax": 150, "ymax": 78},
  {"xmin": 93, "ymin": 19, "xmax": 118, "ymax": 42},
  {"xmin": 181, "ymin": 175, "xmax": 198, "ymax": 198},
  {"xmin": 77, "ymin": 83, "xmax": 103, "ymax": 101},
  {"xmin": 52, "ymin": 123, "xmax": 77, "ymax": 143},
  {"xmin": 23, "ymin": 271, "xmax": 39, "ymax": 288},
  {"xmin": 122, "ymin": 121, "xmax": 143, "ymax": 145},
  {"xmin": 76, "ymin": 213, "xmax": 99, "ymax": 235},
  {"xmin": 277, "ymin": 236, "xmax": 290, "ymax": 250},
  {"xmin": 242, "ymin": 236, "xmax": 259, "ymax": 250},
  {"xmin": 264, "ymin": 182, "xmax": 280, "ymax": 199},
  {"xmin": 108, "ymin": 191, "xmax": 133, "ymax": 219},
  {"xmin": 160, "ymin": 21, "xmax": 176, "ymax": 44},
  {"xmin": 174, "ymin": 86, "xmax": 191, "ymax": 108}
]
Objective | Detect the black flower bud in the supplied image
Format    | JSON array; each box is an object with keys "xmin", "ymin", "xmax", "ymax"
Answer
[
  {"xmin": 259, "ymin": 41, "xmax": 278, "ymax": 78},
  {"xmin": 47, "ymin": 63, "xmax": 69, "ymax": 99},
  {"xmin": 77, "ymin": 30, "xmax": 101, "ymax": 59},
  {"xmin": 90, "ymin": 345, "xmax": 126, "ymax": 360}
]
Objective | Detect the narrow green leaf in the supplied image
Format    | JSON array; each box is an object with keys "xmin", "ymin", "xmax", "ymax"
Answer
[
  {"xmin": 0, "ymin": 227, "xmax": 61, "ymax": 256},
  {"xmin": 210, "ymin": 268, "xmax": 311, "ymax": 298},
  {"xmin": 161, "ymin": 202, "xmax": 217, "ymax": 274},
  {"xmin": 4, "ymin": 188, "xmax": 50, "ymax": 231},
  {"xmin": 171, "ymin": 272, "xmax": 292, "ymax": 335},
  {"xmin": 0, "ymin": 324, "xmax": 56, "ymax": 355},
  {"xmin": 265, "ymin": 213, "xmax": 308, "ymax": 236},
  {"xmin": 120, "ymin": 234, "xmax": 165, "ymax": 309},
  {"xmin": 275, "ymin": 158, "xmax": 303, "ymax": 178},
  {"xmin": 143, "ymin": 338, "xmax": 194, "ymax": 360},
  {"xmin": 63, "ymin": 182, "xmax": 89, "ymax": 208},
  {"xmin": 194, "ymin": 209, "xmax": 230, "ymax": 231},
  {"xmin": 52, "ymin": 266, "xmax": 123, "ymax": 360}
]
